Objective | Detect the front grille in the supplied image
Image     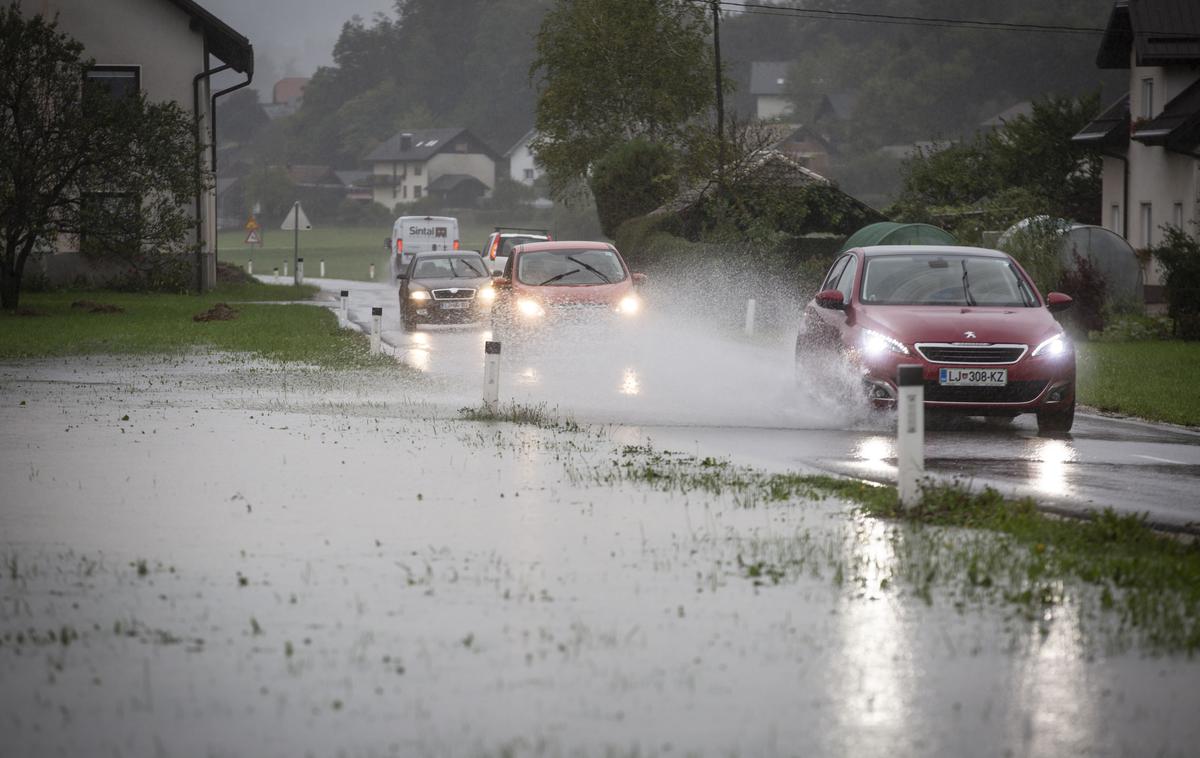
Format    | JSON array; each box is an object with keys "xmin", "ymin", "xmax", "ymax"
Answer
[
  {"xmin": 916, "ymin": 343, "xmax": 1027, "ymax": 364},
  {"xmin": 431, "ymin": 288, "xmax": 475, "ymax": 300},
  {"xmin": 924, "ymin": 380, "xmax": 1047, "ymax": 403}
]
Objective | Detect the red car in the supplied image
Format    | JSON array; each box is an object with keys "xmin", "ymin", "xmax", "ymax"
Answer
[
  {"xmin": 490, "ymin": 240, "xmax": 645, "ymax": 330},
  {"xmin": 797, "ymin": 245, "xmax": 1076, "ymax": 433}
]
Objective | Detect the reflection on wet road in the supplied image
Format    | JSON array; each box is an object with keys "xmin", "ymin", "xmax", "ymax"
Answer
[{"xmin": 320, "ymin": 276, "xmax": 1200, "ymax": 531}]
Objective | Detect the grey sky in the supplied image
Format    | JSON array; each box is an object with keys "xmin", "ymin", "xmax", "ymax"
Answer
[{"xmin": 201, "ymin": 0, "xmax": 396, "ymax": 92}]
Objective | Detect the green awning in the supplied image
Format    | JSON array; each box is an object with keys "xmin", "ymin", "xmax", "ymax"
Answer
[{"xmin": 838, "ymin": 222, "xmax": 957, "ymax": 252}]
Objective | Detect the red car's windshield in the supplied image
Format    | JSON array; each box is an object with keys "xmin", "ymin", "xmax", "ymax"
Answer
[
  {"xmin": 861, "ymin": 255, "xmax": 1038, "ymax": 307},
  {"xmin": 517, "ymin": 249, "xmax": 626, "ymax": 286}
]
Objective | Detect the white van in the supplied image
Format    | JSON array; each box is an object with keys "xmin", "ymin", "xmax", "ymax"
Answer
[{"xmin": 387, "ymin": 215, "xmax": 460, "ymax": 280}]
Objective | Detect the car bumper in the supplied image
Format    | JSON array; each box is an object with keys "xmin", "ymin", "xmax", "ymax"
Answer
[
  {"xmin": 409, "ymin": 301, "xmax": 489, "ymax": 323},
  {"xmin": 860, "ymin": 350, "xmax": 1076, "ymax": 414}
]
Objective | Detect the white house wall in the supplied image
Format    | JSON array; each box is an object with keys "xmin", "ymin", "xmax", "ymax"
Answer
[
  {"xmin": 756, "ymin": 95, "xmax": 793, "ymax": 121},
  {"xmin": 509, "ymin": 141, "xmax": 540, "ymax": 185}
]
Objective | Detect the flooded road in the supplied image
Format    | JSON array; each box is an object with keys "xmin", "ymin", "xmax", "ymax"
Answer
[{"xmin": 321, "ymin": 276, "xmax": 1200, "ymax": 531}]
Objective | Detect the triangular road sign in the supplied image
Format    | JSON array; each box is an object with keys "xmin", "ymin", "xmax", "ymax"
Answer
[
  {"xmin": 244, "ymin": 228, "xmax": 262, "ymax": 245},
  {"xmin": 280, "ymin": 202, "xmax": 312, "ymax": 231}
]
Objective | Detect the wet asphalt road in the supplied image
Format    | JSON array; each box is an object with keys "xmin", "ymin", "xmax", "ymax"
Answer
[{"xmin": 292, "ymin": 275, "xmax": 1200, "ymax": 532}]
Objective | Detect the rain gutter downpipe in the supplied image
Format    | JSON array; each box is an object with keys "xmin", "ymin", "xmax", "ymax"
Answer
[
  {"xmin": 192, "ymin": 53, "xmax": 232, "ymax": 292},
  {"xmin": 210, "ymin": 69, "xmax": 254, "ymax": 269}
]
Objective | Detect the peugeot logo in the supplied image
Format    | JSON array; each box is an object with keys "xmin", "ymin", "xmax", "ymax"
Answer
[{"xmin": 964, "ymin": 331, "xmax": 977, "ymax": 339}]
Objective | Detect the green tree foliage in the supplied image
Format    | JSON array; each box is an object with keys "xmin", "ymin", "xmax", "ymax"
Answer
[
  {"xmin": 243, "ymin": 167, "xmax": 299, "ymax": 224},
  {"xmin": 890, "ymin": 95, "xmax": 1102, "ymax": 241},
  {"xmin": 589, "ymin": 139, "xmax": 678, "ymax": 237},
  {"xmin": 0, "ymin": 5, "xmax": 203, "ymax": 308},
  {"xmin": 1149, "ymin": 226, "xmax": 1200, "ymax": 339},
  {"xmin": 530, "ymin": 0, "xmax": 714, "ymax": 197}
]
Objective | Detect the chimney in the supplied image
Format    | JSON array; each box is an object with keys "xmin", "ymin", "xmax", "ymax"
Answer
[{"xmin": 399, "ymin": 132, "xmax": 413, "ymax": 152}]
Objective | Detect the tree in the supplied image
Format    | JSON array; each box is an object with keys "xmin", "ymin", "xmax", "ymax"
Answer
[
  {"xmin": 530, "ymin": 0, "xmax": 714, "ymax": 197},
  {"xmin": 0, "ymin": 5, "xmax": 203, "ymax": 308},
  {"xmin": 589, "ymin": 139, "xmax": 678, "ymax": 237}
]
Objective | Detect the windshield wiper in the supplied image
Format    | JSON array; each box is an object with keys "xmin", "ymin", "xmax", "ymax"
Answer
[
  {"xmin": 566, "ymin": 255, "xmax": 611, "ymax": 283},
  {"xmin": 539, "ymin": 269, "xmax": 580, "ymax": 286},
  {"xmin": 960, "ymin": 260, "xmax": 977, "ymax": 306}
]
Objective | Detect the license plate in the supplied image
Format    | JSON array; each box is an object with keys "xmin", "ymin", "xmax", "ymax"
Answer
[
  {"xmin": 440, "ymin": 301, "xmax": 470, "ymax": 310},
  {"xmin": 939, "ymin": 367, "xmax": 1007, "ymax": 386}
]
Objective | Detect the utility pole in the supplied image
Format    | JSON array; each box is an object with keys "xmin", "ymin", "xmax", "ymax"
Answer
[{"xmin": 711, "ymin": 0, "xmax": 725, "ymax": 193}]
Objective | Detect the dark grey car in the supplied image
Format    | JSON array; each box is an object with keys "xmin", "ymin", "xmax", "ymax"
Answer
[{"xmin": 397, "ymin": 252, "xmax": 494, "ymax": 331}]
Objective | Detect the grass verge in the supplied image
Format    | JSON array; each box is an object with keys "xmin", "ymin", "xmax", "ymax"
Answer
[
  {"xmin": 0, "ymin": 283, "xmax": 392, "ymax": 368},
  {"xmin": 1077, "ymin": 341, "xmax": 1200, "ymax": 426},
  {"xmin": 459, "ymin": 401, "xmax": 581, "ymax": 431},
  {"xmin": 590, "ymin": 445, "xmax": 1200, "ymax": 653}
]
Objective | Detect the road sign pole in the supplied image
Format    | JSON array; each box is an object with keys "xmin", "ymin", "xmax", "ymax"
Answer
[
  {"xmin": 896, "ymin": 364, "xmax": 925, "ymax": 509},
  {"xmin": 292, "ymin": 202, "xmax": 299, "ymax": 286},
  {"xmin": 483, "ymin": 341, "xmax": 501, "ymax": 407}
]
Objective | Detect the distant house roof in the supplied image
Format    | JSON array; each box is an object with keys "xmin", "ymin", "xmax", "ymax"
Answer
[
  {"xmin": 286, "ymin": 164, "xmax": 339, "ymax": 187},
  {"xmin": 334, "ymin": 170, "xmax": 371, "ymax": 188},
  {"xmin": 980, "ymin": 101, "xmax": 1033, "ymax": 129},
  {"xmin": 1132, "ymin": 79, "xmax": 1200, "ymax": 150},
  {"xmin": 814, "ymin": 92, "xmax": 858, "ymax": 122},
  {"xmin": 273, "ymin": 77, "xmax": 308, "ymax": 105},
  {"xmin": 427, "ymin": 173, "xmax": 489, "ymax": 193},
  {"xmin": 749, "ymin": 61, "xmax": 793, "ymax": 95},
  {"xmin": 504, "ymin": 129, "xmax": 536, "ymax": 158},
  {"xmin": 165, "ymin": 0, "xmax": 253, "ymax": 74},
  {"xmin": 365, "ymin": 128, "xmax": 500, "ymax": 162},
  {"xmin": 1097, "ymin": 0, "xmax": 1200, "ymax": 68},
  {"xmin": 1072, "ymin": 94, "xmax": 1131, "ymax": 152}
]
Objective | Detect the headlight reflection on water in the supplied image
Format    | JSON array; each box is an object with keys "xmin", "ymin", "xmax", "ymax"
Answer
[{"xmin": 620, "ymin": 368, "xmax": 640, "ymax": 396}]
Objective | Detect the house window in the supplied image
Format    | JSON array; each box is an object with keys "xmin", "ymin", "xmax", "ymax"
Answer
[
  {"xmin": 1141, "ymin": 78, "xmax": 1154, "ymax": 119},
  {"xmin": 1141, "ymin": 203, "xmax": 1153, "ymax": 248},
  {"xmin": 1174, "ymin": 203, "xmax": 1184, "ymax": 229},
  {"xmin": 523, "ymin": 168, "xmax": 535, "ymax": 180},
  {"xmin": 84, "ymin": 66, "xmax": 140, "ymax": 100},
  {"xmin": 414, "ymin": 163, "xmax": 422, "ymax": 177},
  {"xmin": 402, "ymin": 185, "xmax": 408, "ymax": 199},
  {"xmin": 414, "ymin": 185, "xmax": 422, "ymax": 199},
  {"xmin": 1111, "ymin": 204, "xmax": 1122, "ymax": 235}
]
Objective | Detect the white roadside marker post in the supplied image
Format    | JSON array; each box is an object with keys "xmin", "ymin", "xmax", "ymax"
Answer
[
  {"xmin": 896, "ymin": 364, "xmax": 925, "ymax": 509},
  {"xmin": 483, "ymin": 341, "xmax": 501, "ymax": 408},
  {"xmin": 370, "ymin": 306, "xmax": 383, "ymax": 354},
  {"xmin": 369, "ymin": 263, "xmax": 376, "ymax": 280},
  {"xmin": 283, "ymin": 261, "xmax": 288, "ymax": 279},
  {"xmin": 273, "ymin": 266, "xmax": 279, "ymax": 279},
  {"xmin": 296, "ymin": 257, "xmax": 304, "ymax": 286},
  {"xmin": 320, "ymin": 259, "xmax": 325, "ymax": 277},
  {"xmin": 744, "ymin": 298, "xmax": 757, "ymax": 337},
  {"xmin": 247, "ymin": 259, "xmax": 253, "ymax": 275},
  {"xmin": 340, "ymin": 290, "xmax": 349, "ymax": 322}
]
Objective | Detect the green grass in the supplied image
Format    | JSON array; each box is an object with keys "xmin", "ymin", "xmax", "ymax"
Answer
[
  {"xmin": 459, "ymin": 401, "xmax": 581, "ymax": 431},
  {"xmin": 217, "ymin": 221, "xmax": 542, "ymax": 282},
  {"xmin": 0, "ymin": 283, "xmax": 391, "ymax": 367},
  {"xmin": 1077, "ymin": 341, "xmax": 1200, "ymax": 426}
]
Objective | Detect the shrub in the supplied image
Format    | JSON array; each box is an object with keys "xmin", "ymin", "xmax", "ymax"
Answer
[
  {"xmin": 1056, "ymin": 251, "xmax": 1107, "ymax": 336},
  {"xmin": 1092, "ymin": 314, "xmax": 1173, "ymax": 342},
  {"xmin": 589, "ymin": 139, "xmax": 678, "ymax": 238},
  {"xmin": 1149, "ymin": 226, "xmax": 1200, "ymax": 340},
  {"xmin": 997, "ymin": 216, "xmax": 1066, "ymax": 295}
]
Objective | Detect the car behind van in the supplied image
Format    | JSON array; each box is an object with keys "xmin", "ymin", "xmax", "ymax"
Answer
[{"xmin": 387, "ymin": 215, "xmax": 460, "ymax": 280}]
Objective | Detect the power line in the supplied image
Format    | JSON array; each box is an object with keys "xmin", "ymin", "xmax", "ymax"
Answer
[{"xmin": 689, "ymin": 1, "xmax": 1108, "ymax": 36}]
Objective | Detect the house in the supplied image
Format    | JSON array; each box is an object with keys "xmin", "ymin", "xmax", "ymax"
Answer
[
  {"xmin": 749, "ymin": 61, "xmax": 794, "ymax": 120},
  {"xmin": 505, "ymin": 129, "xmax": 542, "ymax": 186},
  {"xmin": 263, "ymin": 76, "xmax": 308, "ymax": 120},
  {"xmin": 766, "ymin": 124, "xmax": 835, "ymax": 176},
  {"xmin": 364, "ymin": 128, "xmax": 498, "ymax": 209},
  {"xmin": 980, "ymin": 101, "xmax": 1033, "ymax": 130},
  {"xmin": 1072, "ymin": 0, "xmax": 1200, "ymax": 298},
  {"xmin": 24, "ymin": 0, "xmax": 253, "ymax": 290}
]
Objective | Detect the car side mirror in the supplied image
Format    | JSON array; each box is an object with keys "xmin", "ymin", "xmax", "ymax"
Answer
[
  {"xmin": 632, "ymin": 272, "xmax": 647, "ymax": 285},
  {"xmin": 1046, "ymin": 292, "xmax": 1073, "ymax": 312},
  {"xmin": 816, "ymin": 288, "xmax": 846, "ymax": 310},
  {"xmin": 493, "ymin": 277, "xmax": 510, "ymax": 288},
  {"xmin": 397, "ymin": 272, "xmax": 408, "ymax": 281},
  {"xmin": 491, "ymin": 270, "xmax": 502, "ymax": 278}
]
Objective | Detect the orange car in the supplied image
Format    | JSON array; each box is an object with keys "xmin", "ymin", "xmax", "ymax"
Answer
[{"xmin": 490, "ymin": 241, "xmax": 646, "ymax": 331}]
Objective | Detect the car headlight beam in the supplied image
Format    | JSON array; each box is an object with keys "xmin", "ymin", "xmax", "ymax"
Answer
[
  {"xmin": 409, "ymin": 290, "xmax": 430, "ymax": 301},
  {"xmin": 862, "ymin": 328, "xmax": 910, "ymax": 356},
  {"xmin": 617, "ymin": 294, "xmax": 640, "ymax": 316},
  {"xmin": 517, "ymin": 298, "xmax": 545, "ymax": 318},
  {"xmin": 477, "ymin": 286, "xmax": 496, "ymax": 303},
  {"xmin": 1032, "ymin": 334, "xmax": 1068, "ymax": 358}
]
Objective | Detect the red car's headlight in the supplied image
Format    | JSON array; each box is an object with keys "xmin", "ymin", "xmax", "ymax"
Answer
[{"xmin": 862, "ymin": 328, "xmax": 910, "ymax": 356}]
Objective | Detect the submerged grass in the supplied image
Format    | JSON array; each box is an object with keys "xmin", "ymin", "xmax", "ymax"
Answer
[
  {"xmin": 459, "ymin": 401, "xmax": 581, "ymax": 432},
  {"xmin": 596, "ymin": 444, "xmax": 1200, "ymax": 653},
  {"xmin": 0, "ymin": 283, "xmax": 394, "ymax": 368}
]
